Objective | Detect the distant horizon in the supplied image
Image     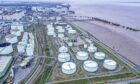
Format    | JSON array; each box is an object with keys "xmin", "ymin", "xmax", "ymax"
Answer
[
  {"xmin": 1, "ymin": 0, "xmax": 140, "ymax": 4},
  {"xmin": 1, "ymin": 0, "xmax": 140, "ymax": 7}
]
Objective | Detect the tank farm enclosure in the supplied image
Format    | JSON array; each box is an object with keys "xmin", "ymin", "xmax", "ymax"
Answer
[{"xmin": 45, "ymin": 22, "xmax": 139, "ymax": 84}]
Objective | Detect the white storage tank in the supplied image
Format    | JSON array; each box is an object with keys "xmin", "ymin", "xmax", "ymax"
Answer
[
  {"xmin": 66, "ymin": 25, "xmax": 71, "ymax": 28},
  {"xmin": 29, "ymin": 33, "xmax": 34, "ymax": 39},
  {"xmin": 56, "ymin": 16, "xmax": 62, "ymax": 21},
  {"xmin": 56, "ymin": 26, "xmax": 62, "ymax": 29},
  {"xmin": 59, "ymin": 46, "xmax": 68, "ymax": 53},
  {"xmin": 103, "ymin": 59, "xmax": 117, "ymax": 70},
  {"xmin": 11, "ymin": 22, "xmax": 24, "ymax": 32},
  {"xmin": 17, "ymin": 42, "xmax": 26, "ymax": 53},
  {"xmin": 87, "ymin": 45, "xmax": 97, "ymax": 53},
  {"xmin": 68, "ymin": 29, "xmax": 76, "ymax": 34},
  {"xmin": 26, "ymin": 44, "xmax": 34, "ymax": 56},
  {"xmin": 58, "ymin": 53, "xmax": 70, "ymax": 62},
  {"xmin": 58, "ymin": 34, "xmax": 64, "ymax": 38},
  {"xmin": 29, "ymin": 39, "xmax": 35, "ymax": 45},
  {"xmin": 84, "ymin": 44, "xmax": 88, "ymax": 48},
  {"xmin": 22, "ymin": 39, "xmax": 28, "ymax": 45},
  {"xmin": 0, "ymin": 43, "xmax": 13, "ymax": 55},
  {"xmin": 48, "ymin": 28, "xmax": 55, "ymax": 32},
  {"xmin": 23, "ymin": 32, "xmax": 28, "ymax": 39},
  {"xmin": 62, "ymin": 62, "xmax": 76, "ymax": 74},
  {"xmin": 66, "ymin": 27, "xmax": 72, "ymax": 31},
  {"xmin": 10, "ymin": 29, "xmax": 21, "ymax": 36},
  {"xmin": 29, "ymin": 43, "xmax": 34, "ymax": 49},
  {"xmin": 5, "ymin": 34, "xmax": 18, "ymax": 44},
  {"xmin": 22, "ymin": 34, "xmax": 28, "ymax": 41},
  {"xmin": 47, "ymin": 24, "xmax": 53, "ymax": 29},
  {"xmin": 76, "ymin": 51, "xmax": 88, "ymax": 61},
  {"xmin": 65, "ymin": 25, "xmax": 72, "ymax": 30},
  {"xmin": 58, "ymin": 28, "xmax": 65, "ymax": 33},
  {"xmin": 18, "ymin": 41, "xmax": 27, "ymax": 46},
  {"xmin": 94, "ymin": 52, "xmax": 106, "ymax": 60},
  {"xmin": 68, "ymin": 42, "xmax": 73, "ymax": 47},
  {"xmin": 83, "ymin": 60, "xmax": 98, "ymax": 72},
  {"xmin": 47, "ymin": 31, "xmax": 55, "ymax": 36}
]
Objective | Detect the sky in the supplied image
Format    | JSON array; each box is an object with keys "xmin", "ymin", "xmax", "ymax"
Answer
[
  {"xmin": 0, "ymin": 0, "xmax": 140, "ymax": 3},
  {"xmin": 2, "ymin": 0, "xmax": 140, "ymax": 4}
]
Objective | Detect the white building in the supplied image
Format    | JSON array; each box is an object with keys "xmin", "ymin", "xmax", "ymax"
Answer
[
  {"xmin": 0, "ymin": 43, "xmax": 13, "ymax": 55},
  {"xmin": 0, "ymin": 56, "xmax": 12, "ymax": 78}
]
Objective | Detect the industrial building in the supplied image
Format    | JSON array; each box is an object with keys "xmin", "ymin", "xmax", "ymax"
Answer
[
  {"xmin": 0, "ymin": 56, "xmax": 13, "ymax": 78},
  {"xmin": 0, "ymin": 43, "xmax": 13, "ymax": 55}
]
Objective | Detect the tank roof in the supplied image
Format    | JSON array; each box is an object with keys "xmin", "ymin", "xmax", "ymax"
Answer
[
  {"xmin": 62, "ymin": 62, "xmax": 76, "ymax": 70},
  {"xmin": 84, "ymin": 60, "xmax": 98, "ymax": 68},
  {"xmin": 5, "ymin": 34, "xmax": 16, "ymax": 38},
  {"xmin": 104, "ymin": 59, "xmax": 117, "ymax": 65}
]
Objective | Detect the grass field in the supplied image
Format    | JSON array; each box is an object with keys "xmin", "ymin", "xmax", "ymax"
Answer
[{"xmin": 34, "ymin": 66, "xmax": 52, "ymax": 84}]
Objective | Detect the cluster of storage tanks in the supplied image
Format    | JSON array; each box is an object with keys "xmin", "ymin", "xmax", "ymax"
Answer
[
  {"xmin": 0, "ymin": 22, "xmax": 24, "ymax": 55},
  {"xmin": 17, "ymin": 32, "xmax": 35, "ymax": 57},
  {"xmin": 46, "ymin": 24, "xmax": 118, "ymax": 75},
  {"xmin": 47, "ymin": 23, "xmax": 77, "ymax": 42},
  {"xmin": 17, "ymin": 32, "xmax": 35, "ymax": 68},
  {"xmin": 58, "ymin": 45, "xmax": 117, "ymax": 75}
]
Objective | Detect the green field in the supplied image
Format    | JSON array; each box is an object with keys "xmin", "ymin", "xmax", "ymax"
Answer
[{"xmin": 34, "ymin": 66, "xmax": 53, "ymax": 84}]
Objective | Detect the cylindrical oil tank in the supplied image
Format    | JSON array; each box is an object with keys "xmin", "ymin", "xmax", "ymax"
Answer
[
  {"xmin": 87, "ymin": 45, "xmax": 97, "ymax": 53},
  {"xmin": 83, "ymin": 60, "xmax": 98, "ymax": 72},
  {"xmin": 103, "ymin": 59, "xmax": 117, "ymax": 70},
  {"xmin": 94, "ymin": 52, "xmax": 106, "ymax": 60},
  {"xmin": 23, "ymin": 32, "xmax": 28, "ymax": 39},
  {"xmin": 58, "ymin": 53, "xmax": 70, "ymax": 62},
  {"xmin": 59, "ymin": 46, "xmax": 68, "ymax": 53},
  {"xmin": 68, "ymin": 42, "xmax": 73, "ymax": 47},
  {"xmin": 29, "ymin": 33, "xmax": 34, "ymax": 38},
  {"xmin": 18, "ymin": 24, "xmax": 24, "ymax": 32},
  {"xmin": 58, "ymin": 34, "xmax": 64, "ymax": 38},
  {"xmin": 76, "ymin": 51, "xmax": 88, "ymax": 61},
  {"xmin": 29, "ymin": 39, "xmax": 35, "ymax": 45},
  {"xmin": 84, "ymin": 44, "xmax": 88, "ymax": 48},
  {"xmin": 5, "ymin": 34, "xmax": 18, "ymax": 44},
  {"xmin": 62, "ymin": 62, "xmax": 76, "ymax": 74},
  {"xmin": 11, "ymin": 23, "xmax": 24, "ymax": 32},
  {"xmin": 68, "ymin": 29, "xmax": 76, "ymax": 34},
  {"xmin": 0, "ymin": 43, "xmax": 13, "ymax": 55},
  {"xmin": 22, "ymin": 39, "xmax": 28, "ymax": 45},
  {"xmin": 17, "ymin": 44, "xmax": 25, "ymax": 54},
  {"xmin": 56, "ymin": 26, "xmax": 63, "ymax": 30},
  {"xmin": 65, "ymin": 25, "xmax": 72, "ymax": 30},
  {"xmin": 26, "ymin": 44, "xmax": 34, "ymax": 56},
  {"xmin": 58, "ymin": 28, "xmax": 65, "ymax": 33},
  {"xmin": 47, "ymin": 31, "xmax": 55, "ymax": 36},
  {"xmin": 10, "ymin": 29, "xmax": 21, "ymax": 36}
]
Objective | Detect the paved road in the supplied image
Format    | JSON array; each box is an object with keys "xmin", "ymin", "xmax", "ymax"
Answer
[{"xmin": 109, "ymin": 79, "xmax": 140, "ymax": 84}]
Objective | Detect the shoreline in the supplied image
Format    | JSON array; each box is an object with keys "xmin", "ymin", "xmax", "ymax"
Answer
[{"xmin": 72, "ymin": 20, "xmax": 140, "ymax": 66}]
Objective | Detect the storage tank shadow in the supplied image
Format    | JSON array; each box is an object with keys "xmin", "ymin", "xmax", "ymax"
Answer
[{"xmin": 0, "ymin": 43, "xmax": 13, "ymax": 55}]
